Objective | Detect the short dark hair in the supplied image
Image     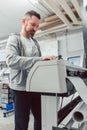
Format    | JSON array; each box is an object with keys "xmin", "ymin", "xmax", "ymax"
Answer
[{"xmin": 24, "ymin": 10, "xmax": 41, "ymax": 20}]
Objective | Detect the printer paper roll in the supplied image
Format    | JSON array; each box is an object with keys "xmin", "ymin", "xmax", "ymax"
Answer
[{"xmin": 67, "ymin": 77, "xmax": 87, "ymax": 104}]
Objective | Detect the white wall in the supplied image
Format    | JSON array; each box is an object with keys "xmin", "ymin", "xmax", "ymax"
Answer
[
  {"xmin": 39, "ymin": 31, "xmax": 84, "ymax": 56},
  {"xmin": 67, "ymin": 32, "xmax": 84, "ymax": 52},
  {"xmin": 38, "ymin": 30, "xmax": 84, "ymax": 66},
  {"xmin": 39, "ymin": 36, "xmax": 58, "ymax": 56}
]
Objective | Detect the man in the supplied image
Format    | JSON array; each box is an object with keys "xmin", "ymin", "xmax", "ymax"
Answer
[{"xmin": 6, "ymin": 10, "xmax": 56, "ymax": 130}]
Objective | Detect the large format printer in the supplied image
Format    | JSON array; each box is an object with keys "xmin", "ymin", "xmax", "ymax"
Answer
[{"xmin": 26, "ymin": 59, "xmax": 87, "ymax": 130}]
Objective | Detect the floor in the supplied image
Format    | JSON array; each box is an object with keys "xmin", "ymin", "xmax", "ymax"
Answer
[{"xmin": 0, "ymin": 108, "xmax": 34, "ymax": 130}]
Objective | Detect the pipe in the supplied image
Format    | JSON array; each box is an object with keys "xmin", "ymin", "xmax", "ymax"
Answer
[{"xmin": 73, "ymin": 101, "xmax": 87, "ymax": 123}]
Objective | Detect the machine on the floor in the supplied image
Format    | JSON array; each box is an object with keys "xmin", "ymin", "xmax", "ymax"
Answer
[{"xmin": 26, "ymin": 59, "xmax": 87, "ymax": 130}]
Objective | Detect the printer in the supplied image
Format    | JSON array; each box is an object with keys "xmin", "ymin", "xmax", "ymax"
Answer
[{"xmin": 26, "ymin": 59, "xmax": 87, "ymax": 130}]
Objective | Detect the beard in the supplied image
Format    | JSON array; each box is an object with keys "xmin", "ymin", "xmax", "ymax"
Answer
[
  {"xmin": 26, "ymin": 30, "xmax": 35, "ymax": 38},
  {"xmin": 24, "ymin": 25, "xmax": 35, "ymax": 38},
  {"xmin": 30, "ymin": 31, "xmax": 35, "ymax": 37}
]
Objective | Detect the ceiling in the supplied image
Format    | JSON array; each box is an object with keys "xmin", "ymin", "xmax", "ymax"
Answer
[{"xmin": 0, "ymin": 0, "xmax": 82, "ymax": 46}]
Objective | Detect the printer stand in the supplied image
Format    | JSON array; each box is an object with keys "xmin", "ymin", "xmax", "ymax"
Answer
[{"xmin": 41, "ymin": 95, "xmax": 60, "ymax": 130}]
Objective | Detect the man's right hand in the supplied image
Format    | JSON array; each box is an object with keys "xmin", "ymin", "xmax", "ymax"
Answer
[{"xmin": 42, "ymin": 55, "xmax": 56, "ymax": 60}]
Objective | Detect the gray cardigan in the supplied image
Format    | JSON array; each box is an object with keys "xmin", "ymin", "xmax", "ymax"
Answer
[{"xmin": 6, "ymin": 33, "xmax": 42, "ymax": 91}]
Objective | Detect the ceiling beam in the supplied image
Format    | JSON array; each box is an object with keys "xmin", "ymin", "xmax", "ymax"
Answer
[
  {"xmin": 70, "ymin": 0, "xmax": 81, "ymax": 18},
  {"xmin": 35, "ymin": 24, "xmax": 82, "ymax": 38},
  {"xmin": 43, "ymin": 0, "xmax": 72, "ymax": 27},
  {"xmin": 39, "ymin": 7, "xmax": 81, "ymax": 30},
  {"xmin": 35, "ymin": 24, "xmax": 67, "ymax": 37},
  {"xmin": 44, "ymin": 8, "xmax": 81, "ymax": 22},
  {"xmin": 39, "ymin": 20, "xmax": 63, "ymax": 30},
  {"xmin": 57, "ymin": 0, "xmax": 79, "ymax": 24},
  {"xmin": 44, "ymin": 15, "xmax": 59, "ymax": 22}
]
